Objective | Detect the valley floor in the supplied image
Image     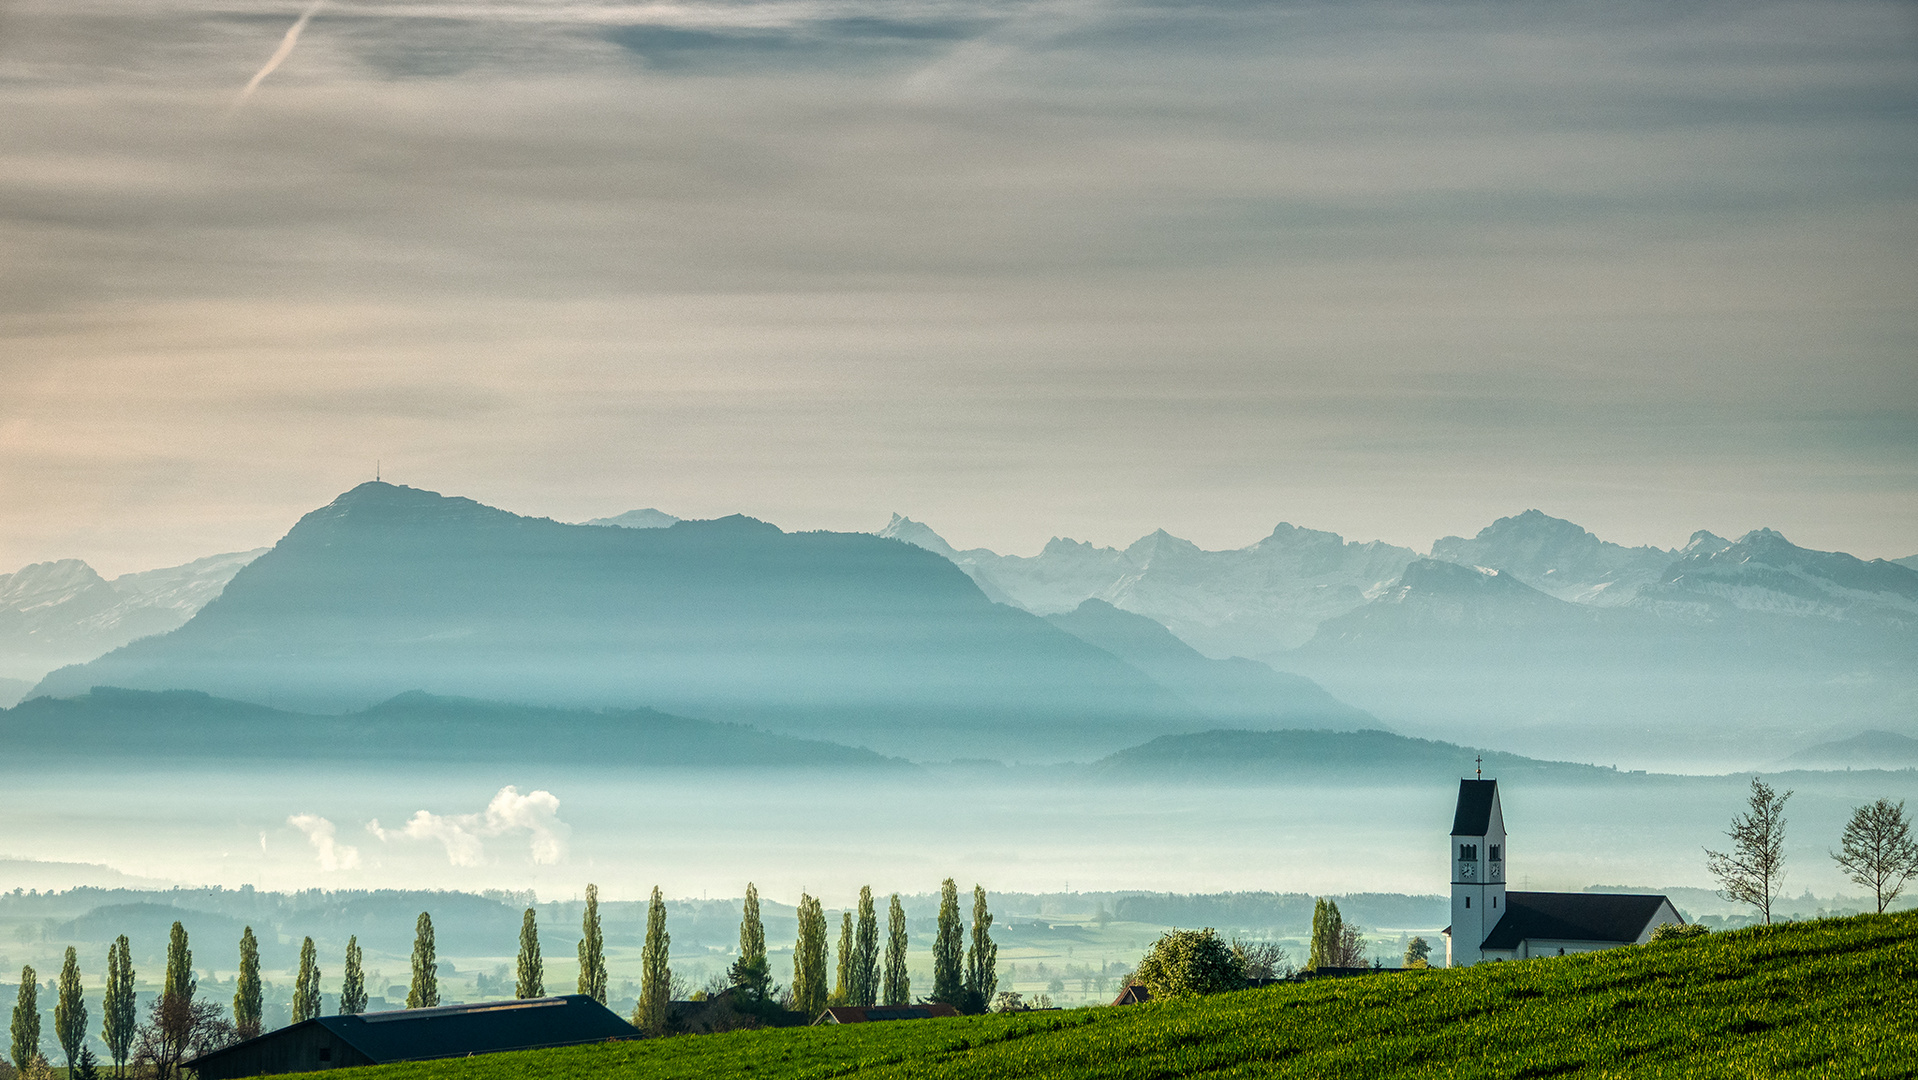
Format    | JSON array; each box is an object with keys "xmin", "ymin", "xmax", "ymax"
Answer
[{"xmin": 298, "ymin": 911, "xmax": 1916, "ymax": 1080}]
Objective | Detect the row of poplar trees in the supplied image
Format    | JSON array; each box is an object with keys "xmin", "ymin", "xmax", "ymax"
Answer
[
  {"xmin": 516, "ymin": 879, "xmax": 999, "ymax": 1033},
  {"xmin": 11, "ymin": 878, "xmax": 1001, "ymax": 1066},
  {"xmin": 788, "ymin": 878, "xmax": 997, "ymax": 1017},
  {"xmin": 10, "ymin": 924, "xmax": 197, "ymax": 1080}
]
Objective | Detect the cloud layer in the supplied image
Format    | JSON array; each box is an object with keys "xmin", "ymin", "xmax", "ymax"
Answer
[
  {"xmin": 1, "ymin": 0, "xmax": 1912, "ymax": 571},
  {"xmin": 367, "ymin": 786, "xmax": 571, "ymax": 866}
]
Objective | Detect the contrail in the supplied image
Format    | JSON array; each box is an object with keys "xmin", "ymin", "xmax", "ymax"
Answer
[{"xmin": 232, "ymin": 1, "xmax": 323, "ymax": 111}]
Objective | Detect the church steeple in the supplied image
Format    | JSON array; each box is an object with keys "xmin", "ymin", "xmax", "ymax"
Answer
[{"xmin": 1446, "ymin": 777, "xmax": 1507, "ymax": 966}]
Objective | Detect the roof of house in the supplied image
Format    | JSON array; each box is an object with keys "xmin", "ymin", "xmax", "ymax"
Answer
[
  {"xmin": 1480, "ymin": 892, "xmax": 1675, "ymax": 950},
  {"xmin": 188, "ymin": 995, "xmax": 637, "ymax": 1069},
  {"xmin": 1451, "ymin": 779, "xmax": 1499, "ymax": 836},
  {"xmin": 814, "ymin": 1004, "xmax": 962, "ymax": 1024},
  {"xmin": 1110, "ymin": 984, "xmax": 1151, "ymax": 1006}
]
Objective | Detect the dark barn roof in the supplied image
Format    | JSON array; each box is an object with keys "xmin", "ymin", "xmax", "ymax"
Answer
[
  {"xmin": 814, "ymin": 1004, "xmax": 961, "ymax": 1024},
  {"xmin": 1110, "ymin": 984, "xmax": 1151, "ymax": 1006},
  {"xmin": 1481, "ymin": 892, "xmax": 1674, "ymax": 950},
  {"xmin": 189, "ymin": 995, "xmax": 636, "ymax": 1078},
  {"xmin": 1451, "ymin": 779, "xmax": 1498, "ymax": 836}
]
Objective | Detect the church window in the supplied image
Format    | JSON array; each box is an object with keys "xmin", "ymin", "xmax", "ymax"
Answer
[
  {"xmin": 1464, "ymin": 897, "xmax": 1470, "ymax": 908},
  {"xmin": 1492, "ymin": 896, "xmax": 1498, "ymax": 908},
  {"xmin": 1459, "ymin": 844, "xmax": 1477, "ymax": 861},
  {"xmin": 1489, "ymin": 845, "xmax": 1501, "ymax": 862}
]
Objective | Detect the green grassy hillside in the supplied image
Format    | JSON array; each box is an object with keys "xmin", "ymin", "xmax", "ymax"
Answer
[{"xmin": 303, "ymin": 912, "xmax": 1916, "ymax": 1080}]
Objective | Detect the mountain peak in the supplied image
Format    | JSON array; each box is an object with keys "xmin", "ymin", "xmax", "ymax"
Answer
[
  {"xmin": 1124, "ymin": 529, "xmax": 1201, "ymax": 562},
  {"xmin": 585, "ymin": 508, "xmax": 680, "ymax": 530},
  {"xmin": 1681, "ymin": 530, "xmax": 1733, "ymax": 556},
  {"xmin": 877, "ymin": 514, "xmax": 957, "ymax": 558}
]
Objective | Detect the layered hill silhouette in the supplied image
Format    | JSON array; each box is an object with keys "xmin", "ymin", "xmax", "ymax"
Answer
[
  {"xmin": 0, "ymin": 687, "xmax": 906, "ymax": 767},
  {"xmin": 31, "ymin": 483, "xmax": 1247, "ymax": 758},
  {"xmin": 1090, "ymin": 727, "xmax": 1620, "ymax": 781}
]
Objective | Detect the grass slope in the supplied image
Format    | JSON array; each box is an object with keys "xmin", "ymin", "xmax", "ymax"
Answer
[{"xmin": 303, "ymin": 913, "xmax": 1916, "ymax": 1080}]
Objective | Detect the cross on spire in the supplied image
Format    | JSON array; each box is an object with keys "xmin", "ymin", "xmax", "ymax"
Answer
[{"xmin": 1475, "ymin": 754, "xmax": 1482, "ymax": 780}]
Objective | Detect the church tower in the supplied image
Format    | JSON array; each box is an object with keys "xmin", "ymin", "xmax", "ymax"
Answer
[{"xmin": 1447, "ymin": 776, "xmax": 1507, "ymax": 966}]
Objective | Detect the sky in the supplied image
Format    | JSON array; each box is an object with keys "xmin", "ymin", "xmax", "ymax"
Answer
[{"xmin": 1, "ymin": 0, "xmax": 1914, "ymax": 576}]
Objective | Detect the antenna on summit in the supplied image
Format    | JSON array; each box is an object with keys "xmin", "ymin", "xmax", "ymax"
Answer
[{"xmin": 376, "ymin": 460, "xmax": 381, "ymax": 482}]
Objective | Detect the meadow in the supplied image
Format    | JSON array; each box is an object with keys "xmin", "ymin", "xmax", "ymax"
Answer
[{"xmin": 298, "ymin": 911, "xmax": 1917, "ymax": 1080}]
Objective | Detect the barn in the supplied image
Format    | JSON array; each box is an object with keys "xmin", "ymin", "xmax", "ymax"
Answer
[
  {"xmin": 812, "ymin": 1004, "xmax": 962, "ymax": 1024},
  {"xmin": 187, "ymin": 995, "xmax": 636, "ymax": 1079}
]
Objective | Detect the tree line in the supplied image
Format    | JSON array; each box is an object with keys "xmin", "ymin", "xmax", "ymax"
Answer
[{"xmin": 8, "ymin": 879, "xmax": 1004, "ymax": 1072}]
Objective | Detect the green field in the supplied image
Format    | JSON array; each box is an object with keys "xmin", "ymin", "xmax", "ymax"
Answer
[{"xmin": 303, "ymin": 912, "xmax": 1916, "ymax": 1080}]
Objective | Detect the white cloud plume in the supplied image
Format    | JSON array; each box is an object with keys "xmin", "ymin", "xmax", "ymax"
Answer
[
  {"xmin": 368, "ymin": 786, "xmax": 569, "ymax": 866},
  {"xmin": 287, "ymin": 813, "xmax": 362, "ymax": 870}
]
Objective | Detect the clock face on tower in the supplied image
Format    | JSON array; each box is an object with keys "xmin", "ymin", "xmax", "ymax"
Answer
[
  {"xmin": 1460, "ymin": 861, "xmax": 1477, "ymax": 881},
  {"xmin": 1491, "ymin": 862, "xmax": 1503, "ymax": 881}
]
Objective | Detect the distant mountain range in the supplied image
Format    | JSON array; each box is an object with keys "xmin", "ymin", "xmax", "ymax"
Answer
[
  {"xmin": 878, "ymin": 510, "xmax": 1918, "ymax": 766},
  {"xmin": 31, "ymin": 483, "xmax": 1367, "ymax": 759},
  {"xmin": 0, "ymin": 549, "xmax": 265, "ymax": 691},
  {"xmin": 16, "ymin": 487, "xmax": 1915, "ymax": 768},
  {"xmin": 878, "ymin": 514, "xmax": 1415, "ymax": 654}
]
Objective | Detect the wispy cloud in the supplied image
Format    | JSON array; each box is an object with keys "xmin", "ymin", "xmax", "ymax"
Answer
[
  {"xmin": 368, "ymin": 785, "xmax": 570, "ymax": 866},
  {"xmin": 232, "ymin": 1, "xmax": 324, "ymax": 111},
  {"xmin": 287, "ymin": 812, "xmax": 362, "ymax": 870}
]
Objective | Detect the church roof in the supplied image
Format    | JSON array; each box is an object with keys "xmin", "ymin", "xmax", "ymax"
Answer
[
  {"xmin": 1451, "ymin": 779, "xmax": 1499, "ymax": 836},
  {"xmin": 1480, "ymin": 892, "xmax": 1673, "ymax": 949}
]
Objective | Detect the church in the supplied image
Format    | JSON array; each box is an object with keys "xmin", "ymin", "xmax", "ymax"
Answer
[{"xmin": 1444, "ymin": 777, "xmax": 1684, "ymax": 965}]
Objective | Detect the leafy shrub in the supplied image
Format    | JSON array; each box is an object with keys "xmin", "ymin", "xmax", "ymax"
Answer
[{"xmin": 1133, "ymin": 928, "xmax": 1247, "ymax": 999}]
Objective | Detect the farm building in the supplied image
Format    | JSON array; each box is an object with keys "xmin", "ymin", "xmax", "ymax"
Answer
[
  {"xmin": 187, "ymin": 995, "xmax": 636, "ymax": 1079},
  {"xmin": 1444, "ymin": 777, "xmax": 1683, "ymax": 965},
  {"xmin": 1110, "ymin": 984, "xmax": 1151, "ymax": 1006},
  {"xmin": 813, "ymin": 1004, "xmax": 962, "ymax": 1024}
]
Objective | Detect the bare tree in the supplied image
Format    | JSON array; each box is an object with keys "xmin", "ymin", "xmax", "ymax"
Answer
[
  {"xmin": 1832, "ymin": 798, "xmax": 1918, "ymax": 914},
  {"xmin": 132, "ymin": 996, "xmax": 233, "ymax": 1080},
  {"xmin": 1705, "ymin": 777, "xmax": 1792, "ymax": 924},
  {"xmin": 1229, "ymin": 940, "xmax": 1294, "ymax": 981}
]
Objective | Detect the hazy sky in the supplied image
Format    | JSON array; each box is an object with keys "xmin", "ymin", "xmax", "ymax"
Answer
[{"xmin": 2, "ymin": 0, "xmax": 1914, "ymax": 575}]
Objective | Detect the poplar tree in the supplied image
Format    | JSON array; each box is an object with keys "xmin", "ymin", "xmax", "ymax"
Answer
[
  {"xmin": 163, "ymin": 922, "xmax": 194, "ymax": 1005},
  {"xmin": 292, "ymin": 937, "xmax": 322, "ymax": 1023},
  {"xmin": 1308, "ymin": 898, "xmax": 1343, "ymax": 970},
  {"xmin": 729, "ymin": 884, "xmax": 771, "ymax": 1005},
  {"xmin": 963, "ymin": 885, "xmax": 996, "ymax": 1013},
  {"xmin": 55, "ymin": 948, "xmax": 86, "ymax": 1068},
  {"xmin": 931, "ymin": 878, "xmax": 963, "ymax": 1006},
  {"xmin": 830, "ymin": 911, "xmax": 853, "ymax": 1006},
  {"xmin": 792, "ymin": 893, "xmax": 828, "ymax": 1018},
  {"xmin": 233, "ymin": 928, "xmax": 262, "ymax": 1039},
  {"xmin": 339, "ymin": 937, "xmax": 367, "ymax": 1015},
  {"xmin": 11, "ymin": 965, "xmax": 39, "ymax": 1073},
  {"xmin": 577, "ymin": 885, "xmax": 607, "ymax": 1004},
  {"xmin": 852, "ymin": 887, "xmax": 879, "ymax": 1007},
  {"xmin": 408, "ymin": 913, "xmax": 439, "ymax": 1008},
  {"xmin": 516, "ymin": 909, "xmax": 544, "ymax": 998},
  {"xmin": 882, "ymin": 894, "xmax": 910, "ymax": 1006},
  {"xmin": 101, "ymin": 938, "xmax": 135, "ymax": 1078},
  {"xmin": 635, "ymin": 887, "xmax": 671, "ymax": 1035}
]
